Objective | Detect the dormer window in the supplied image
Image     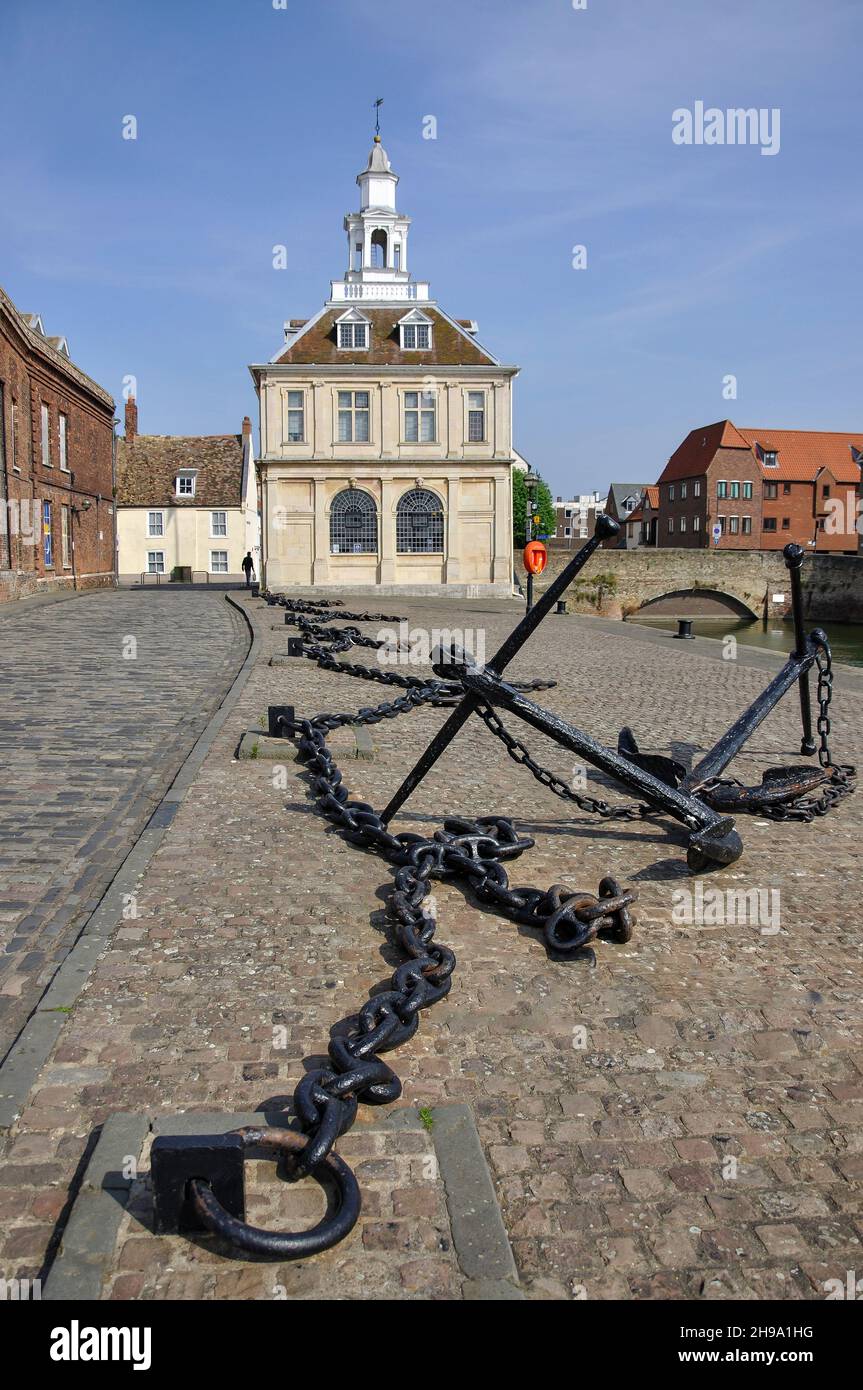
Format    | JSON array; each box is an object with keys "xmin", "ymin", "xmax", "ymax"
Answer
[
  {"xmin": 403, "ymin": 324, "xmax": 430, "ymax": 350},
  {"xmin": 763, "ymin": 450, "xmax": 778, "ymax": 467},
  {"xmin": 339, "ymin": 322, "xmax": 367, "ymax": 349},
  {"xmin": 176, "ymin": 471, "xmax": 196, "ymax": 498},
  {"xmin": 398, "ymin": 310, "xmax": 434, "ymax": 352},
  {"xmin": 336, "ymin": 309, "xmax": 371, "ymax": 350}
]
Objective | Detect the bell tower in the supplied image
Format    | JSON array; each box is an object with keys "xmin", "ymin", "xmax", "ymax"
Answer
[{"xmin": 343, "ymin": 136, "xmax": 413, "ymax": 288}]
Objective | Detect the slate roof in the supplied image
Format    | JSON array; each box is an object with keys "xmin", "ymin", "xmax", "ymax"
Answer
[
  {"xmin": 607, "ymin": 483, "xmax": 651, "ymax": 516},
  {"xmin": 116, "ymin": 434, "xmax": 245, "ymax": 507},
  {"xmin": 272, "ymin": 306, "xmax": 498, "ymax": 368}
]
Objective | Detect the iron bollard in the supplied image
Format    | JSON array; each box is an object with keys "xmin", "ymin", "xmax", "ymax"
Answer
[
  {"xmin": 674, "ymin": 619, "xmax": 695, "ymax": 640},
  {"xmin": 555, "ymin": 600, "xmax": 567, "ymax": 615},
  {"xmin": 268, "ymin": 705, "xmax": 295, "ymax": 737}
]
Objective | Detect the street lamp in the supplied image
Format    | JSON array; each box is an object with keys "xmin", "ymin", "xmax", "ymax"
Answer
[{"xmin": 524, "ymin": 464, "xmax": 538, "ymax": 612}]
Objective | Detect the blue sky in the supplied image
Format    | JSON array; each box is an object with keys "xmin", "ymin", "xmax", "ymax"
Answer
[{"xmin": 1, "ymin": 0, "xmax": 860, "ymax": 496}]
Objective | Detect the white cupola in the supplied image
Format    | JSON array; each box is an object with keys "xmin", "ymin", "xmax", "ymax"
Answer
[{"xmin": 330, "ymin": 136, "xmax": 430, "ymax": 304}]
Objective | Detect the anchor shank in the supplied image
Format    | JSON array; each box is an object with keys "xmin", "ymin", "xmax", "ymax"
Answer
[
  {"xmin": 461, "ymin": 665, "xmax": 725, "ymax": 834},
  {"xmin": 380, "ymin": 513, "xmax": 620, "ymax": 824},
  {"xmin": 682, "ymin": 641, "xmax": 817, "ymax": 792}
]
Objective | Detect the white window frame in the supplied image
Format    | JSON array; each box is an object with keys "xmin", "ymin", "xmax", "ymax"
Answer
[
  {"xmin": 10, "ymin": 400, "xmax": 18, "ymax": 471},
  {"xmin": 211, "ymin": 510, "xmax": 228, "ymax": 538},
  {"xmin": 680, "ymin": 481, "xmax": 687, "ymax": 499},
  {"xmin": 210, "ymin": 549, "xmax": 229, "ymax": 574},
  {"xmin": 59, "ymin": 412, "xmax": 69, "ymax": 471},
  {"xmin": 668, "ymin": 516, "xmax": 674, "ymax": 533},
  {"xmin": 742, "ymin": 516, "xmax": 753, "ymax": 535},
  {"xmin": 60, "ymin": 505, "xmax": 71, "ymax": 568},
  {"xmin": 175, "ymin": 472, "xmax": 196, "ymax": 498},
  {"xmin": 763, "ymin": 451, "xmax": 778, "ymax": 468},
  {"xmin": 401, "ymin": 323, "xmax": 432, "ymax": 351},
  {"xmin": 286, "ymin": 390, "xmax": 305, "ymax": 443},
  {"xmin": 147, "ymin": 550, "xmax": 165, "ymax": 574},
  {"xmin": 147, "ymin": 510, "xmax": 164, "ymax": 537},
  {"xmin": 337, "ymin": 390, "xmax": 370, "ymax": 444},
  {"xmin": 679, "ymin": 514, "xmax": 687, "ymax": 532},
  {"xmin": 41, "ymin": 402, "xmax": 51, "ymax": 466},
  {"xmin": 729, "ymin": 515, "xmax": 740, "ymax": 534},
  {"xmin": 338, "ymin": 322, "xmax": 368, "ymax": 350},
  {"xmin": 693, "ymin": 480, "xmax": 701, "ymax": 497},
  {"xmin": 669, "ymin": 484, "xmax": 675, "ymax": 501},
  {"xmin": 467, "ymin": 391, "xmax": 486, "ymax": 443},
  {"xmin": 403, "ymin": 389, "xmax": 436, "ymax": 444}
]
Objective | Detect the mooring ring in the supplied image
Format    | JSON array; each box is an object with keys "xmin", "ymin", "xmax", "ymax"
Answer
[{"xmin": 188, "ymin": 1126, "xmax": 360, "ymax": 1259}]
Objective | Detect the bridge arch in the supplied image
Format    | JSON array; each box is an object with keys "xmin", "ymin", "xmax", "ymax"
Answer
[{"xmin": 635, "ymin": 587, "xmax": 760, "ymax": 621}]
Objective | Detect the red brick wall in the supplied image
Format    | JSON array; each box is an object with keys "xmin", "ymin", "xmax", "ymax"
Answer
[
  {"xmin": 657, "ymin": 447, "xmax": 763, "ymax": 549},
  {"xmin": 760, "ymin": 470, "xmax": 858, "ymax": 553},
  {"xmin": 0, "ymin": 308, "xmax": 115, "ymax": 599}
]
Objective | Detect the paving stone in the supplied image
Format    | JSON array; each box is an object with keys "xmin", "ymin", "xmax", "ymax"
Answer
[{"xmin": 1, "ymin": 592, "xmax": 861, "ymax": 1300}]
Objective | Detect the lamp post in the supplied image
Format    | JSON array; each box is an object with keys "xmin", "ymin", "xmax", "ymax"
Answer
[{"xmin": 524, "ymin": 464, "xmax": 538, "ymax": 612}]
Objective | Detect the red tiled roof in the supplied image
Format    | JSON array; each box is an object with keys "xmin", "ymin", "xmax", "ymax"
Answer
[
  {"xmin": 735, "ymin": 428, "xmax": 862, "ymax": 483},
  {"xmin": 627, "ymin": 507, "xmax": 644, "ymax": 523},
  {"xmin": 644, "ymin": 485, "xmax": 660, "ymax": 509},
  {"xmin": 657, "ymin": 420, "xmax": 862, "ymax": 486},
  {"xmin": 657, "ymin": 421, "xmax": 752, "ymax": 484}
]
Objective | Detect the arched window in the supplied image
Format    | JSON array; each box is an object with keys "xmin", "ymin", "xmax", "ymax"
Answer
[
  {"xmin": 330, "ymin": 488, "xmax": 378, "ymax": 555},
  {"xmin": 396, "ymin": 488, "xmax": 444, "ymax": 554},
  {"xmin": 371, "ymin": 229, "xmax": 387, "ymax": 269}
]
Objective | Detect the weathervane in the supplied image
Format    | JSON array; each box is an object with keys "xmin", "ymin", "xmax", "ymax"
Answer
[{"xmin": 374, "ymin": 97, "xmax": 383, "ymax": 137}]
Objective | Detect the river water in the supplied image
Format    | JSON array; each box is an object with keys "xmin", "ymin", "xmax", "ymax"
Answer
[{"xmin": 627, "ymin": 615, "xmax": 863, "ymax": 667}]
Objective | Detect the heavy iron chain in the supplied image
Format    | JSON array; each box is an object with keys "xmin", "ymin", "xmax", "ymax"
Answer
[
  {"xmin": 277, "ymin": 701, "xmax": 637, "ymax": 1189},
  {"xmin": 732, "ymin": 637, "xmax": 855, "ymax": 822},
  {"xmin": 473, "ymin": 701, "xmax": 652, "ymax": 821},
  {"xmin": 256, "ymin": 592, "xmax": 636, "ymax": 1214},
  {"xmin": 475, "ymin": 638, "xmax": 855, "ymax": 825}
]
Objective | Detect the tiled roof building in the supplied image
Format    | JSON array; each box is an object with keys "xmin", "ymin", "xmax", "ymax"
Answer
[
  {"xmin": 655, "ymin": 421, "xmax": 861, "ymax": 551},
  {"xmin": 115, "ymin": 399, "xmax": 259, "ymax": 582}
]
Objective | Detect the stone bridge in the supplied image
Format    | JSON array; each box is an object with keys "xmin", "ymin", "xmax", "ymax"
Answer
[{"xmin": 517, "ymin": 545, "xmax": 863, "ymax": 623}]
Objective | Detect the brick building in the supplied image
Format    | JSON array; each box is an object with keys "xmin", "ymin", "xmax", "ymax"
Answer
[
  {"xmin": 0, "ymin": 286, "xmax": 116, "ymax": 601},
  {"xmin": 656, "ymin": 420, "xmax": 861, "ymax": 552},
  {"xmin": 552, "ymin": 490, "xmax": 603, "ymax": 546}
]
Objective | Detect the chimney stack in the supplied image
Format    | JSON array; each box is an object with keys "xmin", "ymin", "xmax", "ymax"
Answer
[
  {"xmin": 125, "ymin": 396, "xmax": 138, "ymax": 443},
  {"xmin": 242, "ymin": 415, "xmax": 252, "ymax": 437}
]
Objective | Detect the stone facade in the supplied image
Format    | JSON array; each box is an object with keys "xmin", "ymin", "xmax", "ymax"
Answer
[
  {"xmin": 250, "ymin": 138, "xmax": 516, "ymax": 597},
  {"xmin": 0, "ymin": 286, "xmax": 115, "ymax": 602},
  {"xmin": 518, "ymin": 540, "xmax": 863, "ymax": 623}
]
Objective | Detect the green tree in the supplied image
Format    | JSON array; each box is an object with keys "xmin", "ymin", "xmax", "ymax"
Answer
[{"xmin": 512, "ymin": 468, "xmax": 557, "ymax": 548}]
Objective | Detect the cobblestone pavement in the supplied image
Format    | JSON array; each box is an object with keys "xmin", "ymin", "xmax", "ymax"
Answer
[
  {"xmin": 2, "ymin": 592, "xmax": 862, "ymax": 1300},
  {"xmin": 0, "ymin": 591, "xmax": 249, "ymax": 1052}
]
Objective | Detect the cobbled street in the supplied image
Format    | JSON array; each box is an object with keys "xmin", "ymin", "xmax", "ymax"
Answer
[
  {"xmin": 0, "ymin": 592, "xmax": 249, "ymax": 1053},
  {"xmin": 1, "ymin": 591, "xmax": 862, "ymax": 1300}
]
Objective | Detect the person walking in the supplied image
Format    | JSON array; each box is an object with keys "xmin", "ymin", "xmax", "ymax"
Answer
[{"xmin": 241, "ymin": 552, "xmax": 255, "ymax": 588}]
